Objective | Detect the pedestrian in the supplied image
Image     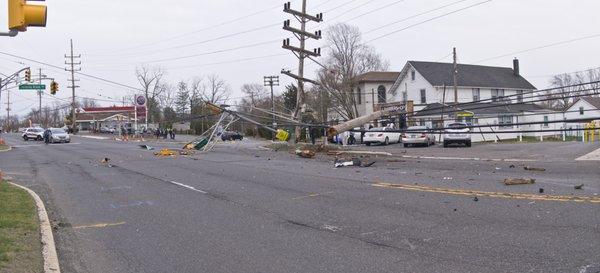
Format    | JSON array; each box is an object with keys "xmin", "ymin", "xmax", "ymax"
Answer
[
  {"xmin": 170, "ymin": 129, "xmax": 176, "ymax": 140},
  {"xmin": 309, "ymin": 126, "xmax": 318, "ymax": 145},
  {"xmin": 43, "ymin": 128, "xmax": 52, "ymax": 145},
  {"xmin": 121, "ymin": 126, "xmax": 128, "ymax": 141},
  {"xmin": 155, "ymin": 128, "xmax": 160, "ymax": 139},
  {"xmin": 163, "ymin": 129, "xmax": 168, "ymax": 139}
]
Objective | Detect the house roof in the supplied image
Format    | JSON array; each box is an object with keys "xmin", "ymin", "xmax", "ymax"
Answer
[
  {"xmin": 356, "ymin": 71, "xmax": 401, "ymax": 83},
  {"xmin": 580, "ymin": 97, "xmax": 600, "ymax": 109},
  {"xmin": 407, "ymin": 61, "xmax": 537, "ymax": 90},
  {"xmin": 414, "ymin": 102, "xmax": 553, "ymax": 117}
]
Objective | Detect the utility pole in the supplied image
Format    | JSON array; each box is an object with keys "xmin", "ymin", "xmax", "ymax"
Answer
[
  {"xmin": 453, "ymin": 47, "xmax": 458, "ymax": 103},
  {"xmin": 264, "ymin": 76, "xmax": 280, "ymax": 141},
  {"xmin": 37, "ymin": 68, "xmax": 43, "ymax": 125},
  {"xmin": 65, "ymin": 39, "xmax": 81, "ymax": 133},
  {"xmin": 281, "ymin": 1, "xmax": 323, "ymax": 142},
  {"xmin": 5, "ymin": 88, "xmax": 10, "ymax": 131}
]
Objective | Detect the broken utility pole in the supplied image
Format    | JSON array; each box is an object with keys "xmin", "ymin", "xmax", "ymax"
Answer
[{"xmin": 281, "ymin": 0, "xmax": 323, "ymax": 143}]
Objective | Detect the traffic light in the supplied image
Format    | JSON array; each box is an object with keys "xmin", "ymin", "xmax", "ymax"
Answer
[
  {"xmin": 8, "ymin": 0, "xmax": 47, "ymax": 32},
  {"xmin": 50, "ymin": 81, "xmax": 58, "ymax": 95},
  {"xmin": 24, "ymin": 68, "xmax": 31, "ymax": 82}
]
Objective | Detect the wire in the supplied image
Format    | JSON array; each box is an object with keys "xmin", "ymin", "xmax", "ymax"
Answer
[
  {"xmin": 365, "ymin": 0, "xmax": 493, "ymax": 43},
  {"xmin": 474, "ymin": 34, "xmax": 600, "ymax": 64}
]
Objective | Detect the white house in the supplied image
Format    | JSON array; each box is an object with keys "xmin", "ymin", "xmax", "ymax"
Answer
[
  {"xmin": 351, "ymin": 59, "xmax": 568, "ymax": 142},
  {"xmin": 564, "ymin": 97, "xmax": 600, "ymax": 138}
]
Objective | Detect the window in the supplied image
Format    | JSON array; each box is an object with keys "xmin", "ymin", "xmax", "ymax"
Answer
[
  {"xmin": 377, "ymin": 85, "xmax": 386, "ymax": 104},
  {"xmin": 420, "ymin": 89, "xmax": 427, "ymax": 104},
  {"xmin": 580, "ymin": 107, "xmax": 585, "ymax": 115},
  {"xmin": 472, "ymin": 88, "xmax": 480, "ymax": 102},
  {"xmin": 357, "ymin": 88, "xmax": 362, "ymax": 105},
  {"xmin": 543, "ymin": 116, "xmax": 549, "ymax": 128},
  {"xmin": 491, "ymin": 89, "xmax": 505, "ymax": 102},
  {"xmin": 517, "ymin": 90, "xmax": 524, "ymax": 103},
  {"xmin": 411, "ymin": 70, "xmax": 416, "ymax": 81},
  {"xmin": 499, "ymin": 115, "xmax": 513, "ymax": 128},
  {"xmin": 465, "ymin": 117, "xmax": 478, "ymax": 125}
]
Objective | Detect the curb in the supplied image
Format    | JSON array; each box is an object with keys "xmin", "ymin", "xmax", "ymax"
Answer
[
  {"xmin": 8, "ymin": 182, "xmax": 61, "ymax": 273},
  {"xmin": 0, "ymin": 146, "xmax": 12, "ymax": 153}
]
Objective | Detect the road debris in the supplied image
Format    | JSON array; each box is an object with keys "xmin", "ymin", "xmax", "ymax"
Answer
[
  {"xmin": 154, "ymin": 149, "xmax": 177, "ymax": 157},
  {"xmin": 473, "ymin": 197, "xmax": 479, "ymax": 202},
  {"xmin": 524, "ymin": 166, "xmax": 546, "ymax": 172},
  {"xmin": 100, "ymin": 158, "xmax": 113, "ymax": 168},
  {"xmin": 295, "ymin": 149, "xmax": 316, "ymax": 159},
  {"xmin": 443, "ymin": 177, "xmax": 453, "ymax": 180},
  {"xmin": 509, "ymin": 165, "xmax": 516, "ymax": 169},
  {"xmin": 539, "ymin": 188, "xmax": 544, "ymax": 194},
  {"xmin": 504, "ymin": 178, "xmax": 536, "ymax": 186},
  {"xmin": 334, "ymin": 158, "xmax": 375, "ymax": 168},
  {"xmin": 574, "ymin": 184, "xmax": 584, "ymax": 190},
  {"xmin": 139, "ymin": 145, "xmax": 154, "ymax": 150}
]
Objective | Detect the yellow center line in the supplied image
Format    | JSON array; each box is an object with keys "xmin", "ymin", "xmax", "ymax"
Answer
[
  {"xmin": 292, "ymin": 191, "xmax": 334, "ymax": 200},
  {"xmin": 372, "ymin": 182, "xmax": 600, "ymax": 204},
  {"xmin": 73, "ymin": 222, "xmax": 126, "ymax": 230}
]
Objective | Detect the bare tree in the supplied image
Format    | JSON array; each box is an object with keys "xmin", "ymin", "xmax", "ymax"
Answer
[
  {"xmin": 136, "ymin": 66, "xmax": 166, "ymax": 123},
  {"xmin": 158, "ymin": 83, "xmax": 176, "ymax": 109},
  {"xmin": 317, "ymin": 23, "xmax": 389, "ymax": 120},
  {"xmin": 80, "ymin": 97, "xmax": 98, "ymax": 109},
  {"xmin": 240, "ymin": 83, "xmax": 267, "ymax": 106},
  {"xmin": 203, "ymin": 74, "xmax": 230, "ymax": 105}
]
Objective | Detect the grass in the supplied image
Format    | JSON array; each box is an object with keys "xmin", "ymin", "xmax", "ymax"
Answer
[
  {"xmin": 0, "ymin": 182, "xmax": 43, "ymax": 273},
  {"xmin": 0, "ymin": 145, "xmax": 9, "ymax": 152}
]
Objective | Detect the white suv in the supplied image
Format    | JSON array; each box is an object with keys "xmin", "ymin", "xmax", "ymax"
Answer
[
  {"xmin": 443, "ymin": 123, "xmax": 471, "ymax": 147},
  {"xmin": 22, "ymin": 128, "xmax": 45, "ymax": 141}
]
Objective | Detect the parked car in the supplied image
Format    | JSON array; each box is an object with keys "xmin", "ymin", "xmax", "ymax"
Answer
[
  {"xmin": 100, "ymin": 127, "xmax": 116, "ymax": 134},
  {"xmin": 443, "ymin": 122, "xmax": 471, "ymax": 147},
  {"xmin": 22, "ymin": 128, "xmax": 44, "ymax": 141},
  {"xmin": 331, "ymin": 131, "xmax": 358, "ymax": 145},
  {"xmin": 49, "ymin": 128, "xmax": 71, "ymax": 143},
  {"xmin": 363, "ymin": 127, "xmax": 401, "ymax": 146},
  {"xmin": 221, "ymin": 131, "xmax": 243, "ymax": 141},
  {"xmin": 402, "ymin": 126, "xmax": 436, "ymax": 147}
]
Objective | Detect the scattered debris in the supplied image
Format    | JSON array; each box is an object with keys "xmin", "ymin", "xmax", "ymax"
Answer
[
  {"xmin": 524, "ymin": 166, "xmax": 546, "ymax": 172},
  {"xmin": 504, "ymin": 178, "xmax": 536, "ymax": 186},
  {"xmin": 495, "ymin": 167, "xmax": 502, "ymax": 170},
  {"xmin": 139, "ymin": 145, "xmax": 154, "ymax": 150},
  {"xmin": 295, "ymin": 149, "xmax": 316, "ymax": 159},
  {"xmin": 539, "ymin": 188, "xmax": 544, "ymax": 194},
  {"xmin": 473, "ymin": 197, "xmax": 479, "ymax": 202},
  {"xmin": 574, "ymin": 184, "xmax": 584, "ymax": 190},
  {"xmin": 528, "ymin": 201, "xmax": 536, "ymax": 205},
  {"xmin": 443, "ymin": 177, "xmax": 453, "ymax": 180},
  {"xmin": 101, "ymin": 158, "xmax": 110, "ymax": 164},
  {"xmin": 154, "ymin": 149, "xmax": 176, "ymax": 157},
  {"xmin": 509, "ymin": 165, "xmax": 516, "ymax": 169},
  {"xmin": 179, "ymin": 150, "xmax": 194, "ymax": 156}
]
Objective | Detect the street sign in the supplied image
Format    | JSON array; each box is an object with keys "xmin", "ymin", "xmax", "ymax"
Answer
[
  {"xmin": 19, "ymin": 84, "xmax": 46, "ymax": 90},
  {"xmin": 135, "ymin": 95, "xmax": 147, "ymax": 106}
]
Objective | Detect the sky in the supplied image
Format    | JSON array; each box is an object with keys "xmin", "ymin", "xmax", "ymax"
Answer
[{"xmin": 1, "ymin": 0, "xmax": 600, "ymax": 117}]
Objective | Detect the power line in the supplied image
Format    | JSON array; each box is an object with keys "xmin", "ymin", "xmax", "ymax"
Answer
[
  {"xmin": 474, "ymin": 33, "xmax": 600, "ymax": 63},
  {"xmin": 365, "ymin": 0, "xmax": 493, "ymax": 43}
]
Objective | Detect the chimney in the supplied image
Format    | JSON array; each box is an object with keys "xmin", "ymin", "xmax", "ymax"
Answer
[{"xmin": 513, "ymin": 58, "xmax": 520, "ymax": 76}]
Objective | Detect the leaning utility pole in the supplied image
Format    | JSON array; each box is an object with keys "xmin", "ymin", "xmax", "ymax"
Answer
[
  {"xmin": 65, "ymin": 39, "xmax": 81, "ymax": 132},
  {"xmin": 453, "ymin": 47, "xmax": 458, "ymax": 103},
  {"xmin": 281, "ymin": 0, "xmax": 323, "ymax": 142},
  {"xmin": 264, "ymin": 76, "xmax": 280, "ymax": 141}
]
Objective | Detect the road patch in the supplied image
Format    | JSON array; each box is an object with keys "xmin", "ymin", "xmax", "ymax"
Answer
[
  {"xmin": 73, "ymin": 222, "xmax": 126, "ymax": 230},
  {"xmin": 372, "ymin": 182, "xmax": 600, "ymax": 204}
]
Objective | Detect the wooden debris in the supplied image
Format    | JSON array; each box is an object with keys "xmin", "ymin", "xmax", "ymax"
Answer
[{"xmin": 504, "ymin": 178, "xmax": 536, "ymax": 186}]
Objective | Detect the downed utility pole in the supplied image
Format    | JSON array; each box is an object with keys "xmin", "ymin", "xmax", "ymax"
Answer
[
  {"xmin": 327, "ymin": 106, "xmax": 406, "ymax": 137},
  {"xmin": 281, "ymin": 0, "xmax": 323, "ymax": 143}
]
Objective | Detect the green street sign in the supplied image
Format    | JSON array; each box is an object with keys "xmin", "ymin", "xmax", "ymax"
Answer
[{"xmin": 19, "ymin": 84, "xmax": 46, "ymax": 90}]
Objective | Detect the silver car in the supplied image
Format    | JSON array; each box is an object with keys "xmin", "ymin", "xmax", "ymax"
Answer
[
  {"xmin": 50, "ymin": 128, "xmax": 71, "ymax": 143},
  {"xmin": 402, "ymin": 126, "xmax": 436, "ymax": 147},
  {"xmin": 443, "ymin": 123, "xmax": 471, "ymax": 147}
]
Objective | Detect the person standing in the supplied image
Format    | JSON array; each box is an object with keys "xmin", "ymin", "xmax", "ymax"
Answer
[
  {"xmin": 43, "ymin": 128, "xmax": 52, "ymax": 145},
  {"xmin": 170, "ymin": 129, "xmax": 176, "ymax": 140}
]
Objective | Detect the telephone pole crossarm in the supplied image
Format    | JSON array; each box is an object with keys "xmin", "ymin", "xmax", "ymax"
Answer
[
  {"xmin": 281, "ymin": 70, "xmax": 320, "ymax": 86},
  {"xmin": 283, "ymin": 2, "xmax": 323, "ymax": 22}
]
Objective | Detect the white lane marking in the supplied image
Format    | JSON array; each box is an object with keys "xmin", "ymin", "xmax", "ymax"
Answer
[
  {"xmin": 74, "ymin": 135, "xmax": 110, "ymax": 140},
  {"xmin": 396, "ymin": 154, "xmax": 536, "ymax": 162},
  {"xmin": 576, "ymin": 148, "xmax": 600, "ymax": 161},
  {"xmin": 169, "ymin": 181, "xmax": 207, "ymax": 194},
  {"xmin": 11, "ymin": 144, "xmax": 43, "ymax": 148}
]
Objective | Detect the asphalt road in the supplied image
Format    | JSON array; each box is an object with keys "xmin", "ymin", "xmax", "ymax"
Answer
[{"xmin": 0, "ymin": 133, "xmax": 599, "ymax": 273}]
